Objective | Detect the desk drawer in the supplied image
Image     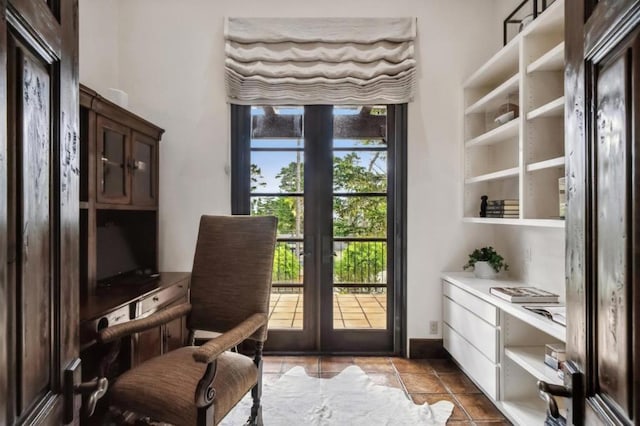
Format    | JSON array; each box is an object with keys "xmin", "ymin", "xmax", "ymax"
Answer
[
  {"xmin": 443, "ymin": 296, "xmax": 498, "ymax": 362},
  {"xmin": 443, "ymin": 280, "xmax": 498, "ymax": 326},
  {"xmin": 444, "ymin": 324, "xmax": 498, "ymax": 400},
  {"xmin": 139, "ymin": 280, "xmax": 188, "ymax": 316},
  {"xmin": 80, "ymin": 304, "xmax": 130, "ymax": 345}
]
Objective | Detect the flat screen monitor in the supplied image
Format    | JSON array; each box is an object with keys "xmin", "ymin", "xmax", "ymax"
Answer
[{"xmin": 96, "ymin": 222, "xmax": 141, "ymax": 283}]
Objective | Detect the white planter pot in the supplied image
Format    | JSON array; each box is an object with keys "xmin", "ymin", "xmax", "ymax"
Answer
[{"xmin": 474, "ymin": 261, "xmax": 497, "ymax": 279}]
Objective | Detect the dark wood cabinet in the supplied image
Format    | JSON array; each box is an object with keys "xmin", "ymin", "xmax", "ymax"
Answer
[
  {"xmin": 80, "ymin": 85, "xmax": 164, "ymax": 295},
  {"xmin": 77, "ymin": 86, "xmax": 189, "ymax": 424},
  {"xmin": 80, "ymin": 85, "xmax": 163, "ymax": 210}
]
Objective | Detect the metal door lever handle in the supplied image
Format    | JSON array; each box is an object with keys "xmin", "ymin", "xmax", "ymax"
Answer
[
  {"xmin": 76, "ymin": 377, "xmax": 109, "ymax": 418},
  {"xmin": 538, "ymin": 380, "xmax": 571, "ymax": 420}
]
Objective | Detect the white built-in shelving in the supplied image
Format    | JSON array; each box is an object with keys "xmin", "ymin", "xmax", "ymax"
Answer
[
  {"xmin": 465, "ymin": 74, "xmax": 520, "ymax": 114},
  {"xmin": 442, "ymin": 273, "xmax": 566, "ymax": 425},
  {"xmin": 527, "ymin": 42, "xmax": 565, "ymax": 73},
  {"xmin": 465, "ymin": 119, "xmax": 519, "ymax": 148},
  {"xmin": 504, "ymin": 346, "xmax": 564, "ymax": 385},
  {"xmin": 465, "ymin": 167, "xmax": 519, "ymax": 184},
  {"xmin": 527, "ymin": 96, "xmax": 564, "ymax": 119},
  {"xmin": 463, "ymin": 0, "xmax": 565, "ymax": 227}
]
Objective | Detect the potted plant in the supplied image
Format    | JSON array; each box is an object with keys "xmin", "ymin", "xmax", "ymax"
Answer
[{"xmin": 463, "ymin": 246, "xmax": 508, "ymax": 279}]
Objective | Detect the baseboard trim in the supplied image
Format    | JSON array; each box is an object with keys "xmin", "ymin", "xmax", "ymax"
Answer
[{"xmin": 409, "ymin": 338, "xmax": 449, "ymax": 359}]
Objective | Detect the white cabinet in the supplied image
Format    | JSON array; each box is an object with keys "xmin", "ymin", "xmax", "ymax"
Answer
[
  {"xmin": 442, "ymin": 273, "xmax": 566, "ymax": 425},
  {"xmin": 463, "ymin": 0, "xmax": 565, "ymax": 228}
]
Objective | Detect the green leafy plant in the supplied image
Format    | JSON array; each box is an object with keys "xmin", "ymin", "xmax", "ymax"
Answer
[{"xmin": 463, "ymin": 246, "xmax": 509, "ymax": 273}]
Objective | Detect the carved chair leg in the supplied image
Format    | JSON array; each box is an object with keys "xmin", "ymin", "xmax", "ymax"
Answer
[
  {"xmin": 197, "ymin": 404, "xmax": 215, "ymax": 426},
  {"xmin": 249, "ymin": 341, "xmax": 264, "ymax": 426}
]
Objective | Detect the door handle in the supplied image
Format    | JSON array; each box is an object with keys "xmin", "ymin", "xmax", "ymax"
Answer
[
  {"xmin": 64, "ymin": 358, "xmax": 109, "ymax": 423},
  {"xmin": 76, "ymin": 377, "xmax": 109, "ymax": 417},
  {"xmin": 538, "ymin": 380, "xmax": 570, "ymax": 421}
]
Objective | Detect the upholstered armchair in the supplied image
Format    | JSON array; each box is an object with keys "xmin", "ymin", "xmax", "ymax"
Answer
[{"xmin": 96, "ymin": 215, "xmax": 277, "ymax": 426}]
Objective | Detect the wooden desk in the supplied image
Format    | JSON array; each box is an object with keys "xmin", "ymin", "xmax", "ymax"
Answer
[
  {"xmin": 80, "ymin": 272, "xmax": 191, "ymax": 349},
  {"xmin": 79, "ymin": 272, "xmax": 190, "ymax": 423}
]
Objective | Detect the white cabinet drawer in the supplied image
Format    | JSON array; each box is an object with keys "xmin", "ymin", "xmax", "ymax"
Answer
[
  {"xmin": 443, "ymin": 280, "xmax": 498, "ymax": 326},
  {"xmin": 443, "ymin": 296, "xmax": 498, "ymax": 362},
  {"xmin": 443, "ymin": 324, "xmax": 498, "ymax": 400}
]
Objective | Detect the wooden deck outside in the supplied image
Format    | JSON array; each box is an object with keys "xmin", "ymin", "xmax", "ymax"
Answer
[{"xmin": 268, "ymin": 292, "xmax": 387, "ymax": 329}]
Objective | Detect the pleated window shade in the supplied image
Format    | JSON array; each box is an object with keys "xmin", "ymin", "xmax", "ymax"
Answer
[{"xmin": 224, "ymin": 17, "xmax": 417, "ymax": 105}]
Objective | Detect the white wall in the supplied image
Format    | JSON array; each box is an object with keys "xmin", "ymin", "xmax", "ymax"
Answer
[
  {"xmin": 79, "ymin": 0, "xmax": 120, "ymax": 94},
  {"xmin": 79, "ymin": 0, "xmax": 513, "ymax": 347}
]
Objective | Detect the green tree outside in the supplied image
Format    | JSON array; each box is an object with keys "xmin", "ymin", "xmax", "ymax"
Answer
[{"xmin": 252, "ymin": 140, "xmax": 387, "ymax": 285}]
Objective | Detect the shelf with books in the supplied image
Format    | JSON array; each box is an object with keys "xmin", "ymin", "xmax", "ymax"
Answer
[
  {"xmin": 504, "ymin": 346, "xmax": 563, "ymax": 386},
  {"xmin": 442, "ymin": 273, "xmax": 567, "ymax": 425},
  {"xmin": 462, "ymin": 0, "xmax": 565, "ymax": 229},
  {"xmin": 461, "ymin": 217, "xmax": 565, "ymax": 228}
]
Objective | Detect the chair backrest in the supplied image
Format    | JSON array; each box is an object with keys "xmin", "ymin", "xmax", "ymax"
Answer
[{"xmin": 187, "ymin": 215, "xmax": 277, "ymax": 341}]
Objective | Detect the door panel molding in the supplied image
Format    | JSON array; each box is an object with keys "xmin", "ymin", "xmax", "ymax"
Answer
[{"xmin": 7, "ymin": 0, "xmax": 61, "ymax": 59}]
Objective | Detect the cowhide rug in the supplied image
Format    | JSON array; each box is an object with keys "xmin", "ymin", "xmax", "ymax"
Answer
[{"xmin": 220, "ymin": 365, "xmax": 453, "ymax": 425}]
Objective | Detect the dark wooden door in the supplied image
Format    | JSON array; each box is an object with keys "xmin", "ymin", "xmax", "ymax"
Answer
[
  {"xmin": 0, "ymin": 0, "xmax": 80, "ymax": 424},
  {"xmin": 563, "ymin": 1, "xmax": 640, "ymax": 424}
]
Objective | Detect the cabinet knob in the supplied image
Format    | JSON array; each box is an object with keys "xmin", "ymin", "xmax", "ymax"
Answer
[{"xmin": 129, "ymin": 159, "xmax": 147, "ymax": 171}]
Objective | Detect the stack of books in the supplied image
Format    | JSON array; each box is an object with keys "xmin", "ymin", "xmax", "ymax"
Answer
[
  {"xmin": 490, "ymin": 286, "xmax": 560, "ymax": 303},
  {"xmin": 486, "ymin": 199, "xmax": 519, "ymax": 218}
]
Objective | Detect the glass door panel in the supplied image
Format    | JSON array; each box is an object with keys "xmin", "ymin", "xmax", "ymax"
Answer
[
  {"xmin": 325, "ymin": 105, "xmax": 393, "ymax": 350},
  {"xmin": 131, "ymin": 131, "xmax": 157, "ymax": 206},
  {"xmin": 249, "ymin": 106, "xmax": 309, "ymax": 347},
  {"xmin": 97, "ymin": 116, "xmax": 130, "ymax": 204}
]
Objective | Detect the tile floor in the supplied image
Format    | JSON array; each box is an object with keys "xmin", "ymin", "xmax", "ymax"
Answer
[
  {"xmin": 262, "ymin": 355, "xmax": 512, "ymax": 425},
  {"xmin": 268, "ymin": 293, "xmax": 387, "ymax": 329}
]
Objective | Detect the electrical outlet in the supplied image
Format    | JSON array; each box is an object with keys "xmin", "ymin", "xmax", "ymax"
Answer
[
  {"xmin": 524, "ymin": 247, "xmax": 532, "ymax": 263},
  {"xmin": 429, "ymin": 321, "xmax": 438, "ymax": 335}
]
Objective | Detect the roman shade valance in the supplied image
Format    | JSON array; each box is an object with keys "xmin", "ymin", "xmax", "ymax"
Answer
[{"xmin": 224, "ymin": 17, "xmax": 417, "ymax": 105}]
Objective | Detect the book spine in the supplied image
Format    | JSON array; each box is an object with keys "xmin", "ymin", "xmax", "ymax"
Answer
[
  {"xmin": 487, "ymin": 200, "xmax": 520, "ymax": 206},
  {"xmin": 486, "ymin": 206, "xmax": 520, "ymax": 211}
]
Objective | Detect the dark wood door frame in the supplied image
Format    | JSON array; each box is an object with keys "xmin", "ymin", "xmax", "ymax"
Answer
[
  {"xmin": 565, "ymin": 1, "xmax": 640, "ymax": 424},
  {"xmin": 231, "ymin": 104, "xmax": 407, "ymax": 356}
]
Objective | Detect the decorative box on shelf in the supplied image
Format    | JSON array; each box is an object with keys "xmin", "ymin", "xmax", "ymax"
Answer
[{"xmin": 544, "ymin": 342, "xmax": 566, "ymax": 370}]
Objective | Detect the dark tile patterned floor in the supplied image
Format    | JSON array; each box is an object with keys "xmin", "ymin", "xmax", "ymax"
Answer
[{"xmin": 262, "ymin": 356, "xmax": 512, "ymax": 425}]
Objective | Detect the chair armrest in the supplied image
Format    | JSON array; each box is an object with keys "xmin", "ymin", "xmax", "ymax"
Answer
[
  {"xmin": 97, "ymin": 303, "xmax": 192, "ymax": 344},
  {"xmin": 192, "ymin": 313, "xmax": 267, "ymax": 364}
]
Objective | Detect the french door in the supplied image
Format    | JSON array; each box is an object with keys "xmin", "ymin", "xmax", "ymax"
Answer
[{"xmin": 231, "ymin": 104, "xmax": 406, "ymax": 354}]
